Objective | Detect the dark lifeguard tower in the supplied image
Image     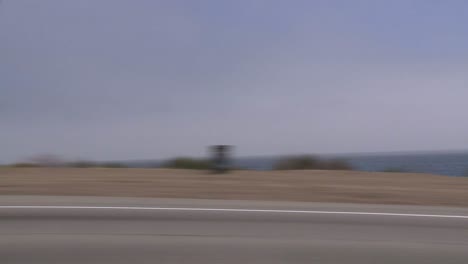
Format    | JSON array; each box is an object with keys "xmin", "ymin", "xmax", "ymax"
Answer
[{"xmin": 210, "ymin": 145, "xmax": 232, "ymax": 173}]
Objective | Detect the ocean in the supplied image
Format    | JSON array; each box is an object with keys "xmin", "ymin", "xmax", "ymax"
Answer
[
  {"xmin": 124, "ymin": 151, "xmax": 468, "ymax": 177},
  {"xmin": 233, "ymin": 152, "xmax": 468, "ymax": 177}
]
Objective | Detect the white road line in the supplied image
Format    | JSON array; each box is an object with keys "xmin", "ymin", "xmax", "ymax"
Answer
[{"xmin": 1, "ymin": 206, "xmax": 468, "ymax": 219}]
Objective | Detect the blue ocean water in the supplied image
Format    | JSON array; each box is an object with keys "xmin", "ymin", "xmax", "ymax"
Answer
[
  {"xmin": 342, "ymin": 152, "xmax": 468, "ymax": 176},
  {"xmin": 123, "ymin": 152, "xmax": 468, "ymax": 176},
  {"xmin": 233, "ymin": 152, "xmax": 468, "ymax": 177}
]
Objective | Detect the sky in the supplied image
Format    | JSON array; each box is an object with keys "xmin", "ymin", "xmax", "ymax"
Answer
[{"xmin": 1, "ymin": 0, "xmax": 468, "ymax": 163}]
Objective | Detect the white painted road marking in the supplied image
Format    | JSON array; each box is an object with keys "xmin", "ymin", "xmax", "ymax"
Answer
[{"xmin": 1, "ymin": 206, "xmax": 468, "ymax": 219}]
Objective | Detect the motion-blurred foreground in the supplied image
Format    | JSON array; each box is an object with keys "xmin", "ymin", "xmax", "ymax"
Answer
[{"xmin": 2, "ymin": 167, "xmax": 468, "ymax": 207}]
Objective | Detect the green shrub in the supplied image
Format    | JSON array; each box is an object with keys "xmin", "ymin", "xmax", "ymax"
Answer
[
  {"xmin": 99, "ymin": 162, "xmax": 127, "ymax": 168},
  {"xmin": 162, "ymin": 157, "xmax": 213, "ymax": 170},
  {"xmin": 382, "ymin": 167, "xmax": 408, "ymax": 173},
  {"xmin": 10, "ymin": 163, "xmax": 41, "ymax": 168},
  {"xmin": 274, "ymin": 155, "xmax": 353, "ymax": 170},
  {"xmin": 66, "ymin": 161, "xmax": 98, "ymax": 168}
]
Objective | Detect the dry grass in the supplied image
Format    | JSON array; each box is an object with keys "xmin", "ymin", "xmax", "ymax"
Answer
[{"xmin": 1, "ymin": 168, "xmax": 468, "ymax": 207}]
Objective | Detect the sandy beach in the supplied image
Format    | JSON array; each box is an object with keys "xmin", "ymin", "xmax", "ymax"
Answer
[{"xmin": 1, "ymin": 168, "xmax": 468, "ymax": 207}]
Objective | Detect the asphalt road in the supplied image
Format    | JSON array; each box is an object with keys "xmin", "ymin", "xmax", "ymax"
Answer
[{"xmin": 2, "ymin": 196, "xmax": 468, "ymax": 264}]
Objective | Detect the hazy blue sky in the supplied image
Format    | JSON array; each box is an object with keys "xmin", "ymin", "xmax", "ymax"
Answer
[{"xmin": 2, "ymin": 0, "xmax": 468, "ymax": 163}]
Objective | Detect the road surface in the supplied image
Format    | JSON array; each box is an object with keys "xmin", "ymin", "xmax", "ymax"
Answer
[{"xmin": 2, "ymin": 196, "xmax": 468, "ymax": 263}]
